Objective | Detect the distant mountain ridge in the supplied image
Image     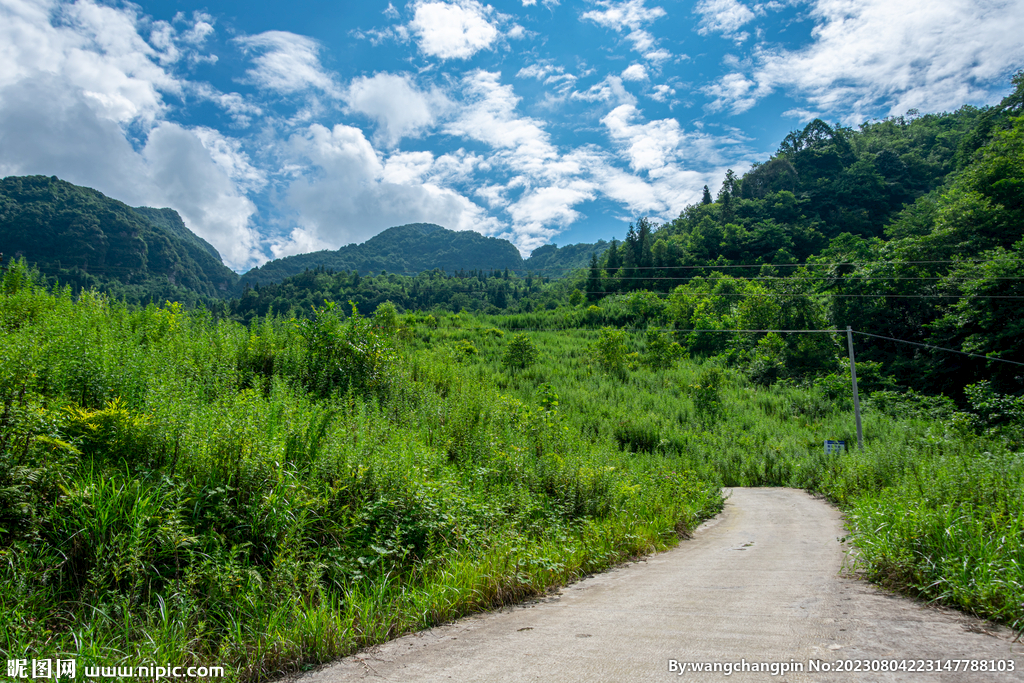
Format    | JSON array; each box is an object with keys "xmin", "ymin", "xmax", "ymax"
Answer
[
  {"xmin": 1, "ymin": 176, "xmax": 611, "ymax": 302},
  {"xmin": 238, "ymin": 224, "xmax": 608, "ymax": 289},
  {"xmin": 0, "ymin": 175, "xmax": 237, "ymax": 299}
]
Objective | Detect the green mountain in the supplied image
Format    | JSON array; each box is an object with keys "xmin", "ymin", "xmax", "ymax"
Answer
[
  {"xmin": 524, "ymin": 240, "xmax": 611, "ymax": 277},
  {"xmin": 238, "ymin": 223, "xmax": 611, "ymax": 290},
  {"xmin": 238, "ymin": 223, "xmax": 524, "ymax": 288},
  {"xmin": 0, "ymin": 175, "xmax": 237, "ymax": 301}
]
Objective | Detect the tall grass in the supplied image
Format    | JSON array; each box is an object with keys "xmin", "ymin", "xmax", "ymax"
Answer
[{"xmin": 0, "ymin": 269, "xmax": 720, "ymax": 681}]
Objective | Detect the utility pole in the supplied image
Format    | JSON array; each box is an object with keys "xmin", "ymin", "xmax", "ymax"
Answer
[{"xmin": 846, "ymin": 326, "xmax": 863, "ymax": 449}]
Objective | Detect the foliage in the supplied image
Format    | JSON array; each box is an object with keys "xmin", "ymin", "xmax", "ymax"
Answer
[
  {"xmin": 643, "ymin": 328, "xmax": 683, "ymax": 370},
  {"xmin": 298, "ymin": 302, "xmax": 398, "ymax": 399},
  {"xmin": 691, "ymin": 367, "xmax": 725, "ymax": 427},
  {"xmin": 593, "ymin": 328, "xmax": 631, "ymax": 379},
  {"xmin": 502, "ymin": 334, "xmax": 538, "ymax": 372},
  {"xmin": 0, "ymin": 176, "xmax": 237, "ymax": 304},
  {"xmin": 0, "ymin": 274, "xmax": 724, "ymax": 680}
]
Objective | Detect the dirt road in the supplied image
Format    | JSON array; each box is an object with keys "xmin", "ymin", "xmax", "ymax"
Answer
[{"xmin": 299, "ymin": 488, "xmax": 1023, "ymax": 682}]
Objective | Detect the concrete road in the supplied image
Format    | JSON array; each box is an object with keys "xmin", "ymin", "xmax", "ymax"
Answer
[{"xmin": 299, "ymin": 488, "xmax": 1023, "ymax": 682}]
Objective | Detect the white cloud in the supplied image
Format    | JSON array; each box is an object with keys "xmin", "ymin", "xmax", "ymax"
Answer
[
  {"xmin": 0, "ymin": 0, "xmax": 180, "ymax": 124},
  {"xmin": 142, "ymin": 123, "xmax": 263, "ymax": 270},
  {"xmin": 708, "ymin": 0, "xmax": 1024, "ymax": 119},
  {"xmin": 593, "ymin": 104, "xmax": 754, "ymax": 216},
  {"xmin": 149, "ymin": 11, "xmax": 217, "ymax": 66},
  {"xmin": 703, "ymin": 72, "xmax": 770, "ymax": 114},
  {"xmin": 650, "ymin": 83, "xmax": 676, "ymax": 102},
  {"xmin": 581, "ymin": 0, "xmax": 666, "ymax": 30},
  {"xmin": 571, "ymin": 75, "xmax": 637, "ymax": 105},
  {"xmin": 234, "ymin": 31, "xmax": 340, "ymax": 96},
  {"xmin": 409, "ymin": 0, "xmax": 500, "ymax": 60},
  {"xmin": 622, "ymin": 64, "xmax": 648, "ymax": 81},
  {"xmin": 602, "ymin": 104, "xmax": 683, "ymax": 172},
  {"xmin": 695, "ymin": 0, "xmax": 755, "ymax": 39},
  {"xmin": 581, "ymin": 0, "xmax": 671, "ymax": 61},
  {"xmin": 191, "ymin": 83, "xmax": 263, "ymax": 127},
  {"xmin": 344, "ymin": 72, "xmax": 448, "ymax": 146},
  {"xmin": 446, "ymin": 71, "xmax": 556, "ymax": 164},
  {"xmin": 191, "ymin": 127, "xmax": 267, "ymax": 194},
  {"xmin": 279, "ymin": 122, "xmax": 500, "ymax": 255},
  {"xmin": 442, "ymin": 71, "xmax": 604, "ymax": 250},
  {"xmin": 505, "ymin": 182, "xmax": 595, "ymax": 252},
  {"xmin": 0, "ymin": 1, "xmax": 266, "ymax": 270}
]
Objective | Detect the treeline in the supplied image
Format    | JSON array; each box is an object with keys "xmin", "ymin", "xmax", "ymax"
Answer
[{"xmin": 221, "ymin": 266, "xmax": 572, "ymax": 323}]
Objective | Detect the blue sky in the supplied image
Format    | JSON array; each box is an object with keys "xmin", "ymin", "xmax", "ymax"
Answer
[{"xmin": 2, "ymin": 0, "xmax": 1023, "ymax": 272}]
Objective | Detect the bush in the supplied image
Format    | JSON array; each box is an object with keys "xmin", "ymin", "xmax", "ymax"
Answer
[
  {"xmin": 691, "ymin": 367, "xmax": 725, "ymax": 427},
  {"xmin": 298, "ymin": 302, "xmax": 397, "ymax": 399},
  {"xmin": 644, "ymin": 328, "xmax": 683, "ymax": 370},
  {"xmin": 502, "ymin": 334, "xmax": 537, "ymax": 372}
]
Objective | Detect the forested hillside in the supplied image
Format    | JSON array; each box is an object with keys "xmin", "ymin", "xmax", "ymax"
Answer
[
  {"xmin": 581, "ymin": 73, "xmax": 1024, "ymax": 396},
  {"xmin": 0, "ymin": 176, "xmax": 238, "ymax": 303},
  {"xmin": 237, "ymin": 223, "xmax": 608, "ymax": 289},
  {"xmin": 237, "ymin": 223, "xmax": 524, "ymax": 288}
]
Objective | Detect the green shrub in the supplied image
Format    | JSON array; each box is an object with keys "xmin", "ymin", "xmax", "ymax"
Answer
[{"xmin": 502, "ymin": 334, "xmax": 537, "ymax": 372}]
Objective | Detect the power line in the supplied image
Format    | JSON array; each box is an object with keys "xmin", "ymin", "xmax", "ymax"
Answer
[
  {"xmin": 465, "ymin": 324, "xmax": 1024, "ymax": 367},
  {"xmin": 852, "ymin": 331, "xmax": 1024, "ymax": 367}
]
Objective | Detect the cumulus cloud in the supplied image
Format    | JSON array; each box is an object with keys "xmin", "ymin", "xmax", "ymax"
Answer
[
  {"xmin": 517, "ymin": 62, "xmax": 578, "ymax": 93},
  {"xmin": 649, "ymin": 83, "xmax": 676, "ymax": 102},
  {"xmin": 581, "ymin": 0, "xmax": 670, "ymax": 61},
  {"xmin": 234, "ymin": 31, "xmax": 341, "ymax": 96},
  {"xmin": 706, "ymin": 0, "xmax": 1024, "ymax": 118},
  {"xmin": 621, "ymin": 64, "xmax": 648, "ymax": 81},
  {"xmin": 695, "ymin": 0, "xmax": 755, "ymax": 40},
  {"xmin": 0, "ymin": 0, "xmax": 180, "ymax": 124},
  {"xmin": 571, "ymin": 75, "xmax": 637, "ymax": 105},
  {"xmin": 277, "ymin": 123, "xmax": 499, "ymax": 257},
  {"xmin": 0, "ymin": 0, "xmax": 265, "ymax": 269},
  {"xmin": 409, "ymin": 0, "xmax": 500, "ymax": 60},
  {"xmin": 442, "ymin": 71, "xmax": 602, "ymax": 250},
  {"xmin": 142, "ymin": 123, "xmax": 263, "ymax": 269},
  {"xmin": 594, "ymin": 103, "xmax": 753, "ymax": 215},
  {"xmin": 344, "ymin": 72, "xmax": 449, "ymax": 146},
  {"xmin": 581, "ymin": 0, "xmax": 666, "ymax": 29}
]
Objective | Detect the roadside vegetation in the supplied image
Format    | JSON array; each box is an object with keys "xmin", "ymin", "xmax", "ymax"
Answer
[{"xmin": 0, "ymin": 268, "xmax": 720, "ymax": 681}]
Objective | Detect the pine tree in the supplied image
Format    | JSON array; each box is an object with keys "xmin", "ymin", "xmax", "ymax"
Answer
[
  {"xmin": 701, "ymin": 185, "xmax": 713, "ymax": 204},
  {"xmin": 586, "ymin": 252, "xmax": 602, "ymax": 300}
]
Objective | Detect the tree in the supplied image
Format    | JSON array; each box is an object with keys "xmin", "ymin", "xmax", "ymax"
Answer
[
  {"xmin": 503, "ymin": 334, "xmax": 538, "ymax": 372},
  {"xmin": 644, "ymin": 328, "xmax": 682, "ymax": 370},
  {"xmin": 702, "ymin": 185, "xmax": 713, "ymax": 205},
  {"xmin": 586, "ymin": 252, "xmax": 602, "ymax": 300},
  {"xmin": 605, "ymin": 238, "xmax": 622, "ymax": 292},
  {"xmin": 593, "ymin": 327, "xmax": 631, "ymax": 379}
]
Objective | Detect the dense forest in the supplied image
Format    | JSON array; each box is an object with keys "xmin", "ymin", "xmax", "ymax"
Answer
[
  {"xmin": 237, "ymin": 224, "xmax": 608, "ymax": 288},
  {"xmin": 0, "ymin": 176, "xmax": 238, "ymax": 304}
]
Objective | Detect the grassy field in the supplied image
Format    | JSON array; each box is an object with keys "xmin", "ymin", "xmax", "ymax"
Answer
[{"xmin": 2, "ymin": 265, "xmax": 1022, "ymax": 680}]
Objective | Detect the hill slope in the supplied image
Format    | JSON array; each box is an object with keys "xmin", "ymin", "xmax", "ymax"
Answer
[
  {"xmin": 238, "ymin": 223, "xmax": 526, "ymax": 288},
  {"xmin": 0, "ymin": 175, "xmax": 237, "ymax": 299}
]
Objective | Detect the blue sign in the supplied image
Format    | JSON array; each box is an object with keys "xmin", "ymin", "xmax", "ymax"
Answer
[{"xmin": 824, "ymin": 440, "xmax": 846, "ymax": 454}]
